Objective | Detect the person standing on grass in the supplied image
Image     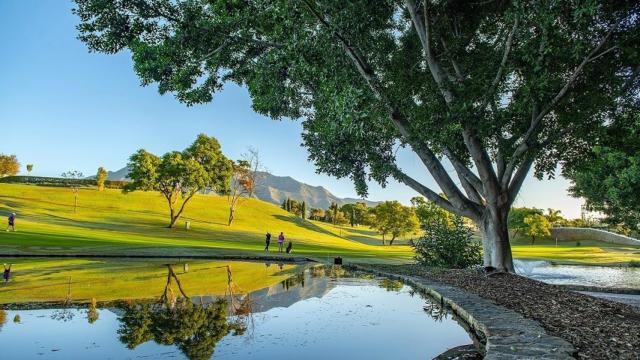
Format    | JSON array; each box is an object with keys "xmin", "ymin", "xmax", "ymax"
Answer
[
  {"xmin": 6, "ymin": 213, "xmax": 16, "ymax": 232},
  {"xmin": 264, "ymin": 232, "xmax": 272, "ymax": 252},
  {"xmin": 278, "ymin": 232, "xmax": 285, "ymax": 253},
  {"xmin": 3, "ymin": 264, "xmax": 11, "ymax": 283}
]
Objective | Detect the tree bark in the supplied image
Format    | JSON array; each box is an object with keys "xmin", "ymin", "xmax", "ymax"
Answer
[
  {"xmin": 479, "ymin": 207, "xmax": 514, "ymax": 272},
  {"xmin": 228, "ymin": 207, "xmax": 235, "ymax": 226}
]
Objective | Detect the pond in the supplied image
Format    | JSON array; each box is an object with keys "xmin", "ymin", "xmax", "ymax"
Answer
[
  {"xmin": 514, "ymin": 259, "xmax": 640, "ymax": 288},
  {"xmin": 0, "ymin": 259, "xmax": 475, "ymax": 359}
]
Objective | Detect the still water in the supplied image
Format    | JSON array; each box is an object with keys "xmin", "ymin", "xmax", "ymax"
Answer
[
  {"xmin": 0, "ymin": 263, "xmax": 474, "ymax": 359},
  {"xmin": 514, "ymin": 259, "xmax": 640, "ymax": 288}
]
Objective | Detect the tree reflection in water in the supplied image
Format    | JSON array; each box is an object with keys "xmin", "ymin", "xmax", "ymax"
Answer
[
  {"xmin": 117, "ymin": 264, "xmax": 250, "ymax": 360},
  {"xmin": 422, "ymin": 296, "xmax": 449, "ymax": 322},
  {"xmin": 378, "ymin": 279, "xmax": 404, "ymax": 292}
]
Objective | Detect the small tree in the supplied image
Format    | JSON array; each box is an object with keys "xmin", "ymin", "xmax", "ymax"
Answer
[
  {"xmin": 523, "ymin": 214, "xmax": 551, "ymax": 244},
  {"xmin": 96, "ymin": 167, "xmax": 108, "ymax": 191},
  {"xmin": 413, "ymin": 216, "xmax": 482, "ymax": 269},
  {"xmin": 226, "ymin": 160, "xmax": 254, "ymax": 226},
  {"xmin": 26, "ymin": 164, "xmax": 33, "ymax": 174},
  {"xmin": 301, "ymin": 201, "xmax": 307, "ymax": 219},
  {"xmin": 371, "ymin": 201, "xmax": 420, "ymax": 245},
  {"xmin": 125, "ymin": 134, "xmax": 233, "ymax": 228},
  {"xmin": 242, "ymin": 147, "xmax": 264, "ymax": 199},
  {"xmin": 508, "ymin": 207, "xmax": 544, "ymax": 239},
  {"xmin": 0, "ymin": 154, "xmax": 19, "ymax": 177},
  {"xmin": 61, "ymin": 170, "xmax": 84, "ymax": 212}
]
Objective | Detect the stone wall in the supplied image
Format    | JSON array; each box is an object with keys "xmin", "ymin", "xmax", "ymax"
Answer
[{"xmin": 550, "ymin": 227, "xmax": 640, "ymax": 246}]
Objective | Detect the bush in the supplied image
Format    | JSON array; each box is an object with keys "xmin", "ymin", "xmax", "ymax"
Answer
[{"xmin": 412, "ymin": 216, "xmax": 482, "ymax": 269}]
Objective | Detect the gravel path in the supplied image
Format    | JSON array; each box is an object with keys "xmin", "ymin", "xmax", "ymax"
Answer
[{"xmin": 367, "ymin": 264, "xmax": 640, "ymax": 360}]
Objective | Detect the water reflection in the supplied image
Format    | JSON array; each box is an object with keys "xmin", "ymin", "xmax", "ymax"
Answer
[
  {"xmin": 118, "ymin": 298, "xmax": 241, "ymax": 360},
  {"xmin": 0, "ymin": 263, "xmax": 476, "ymax": 359}
]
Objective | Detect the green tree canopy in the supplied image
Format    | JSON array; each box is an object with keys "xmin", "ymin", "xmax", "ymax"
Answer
[
  {"xmin": 411, "ymin": 196, "xmax": 454, "ymax": 229},
  {"xmin": 523, "ymin": 214, "xmax": 551, "ymax": 244},
  {"xmin": 371, "ymin": 201, "xmax": 420, "ymax": 245},
  {"xmin": 125, "ymin": 134, "xmax": 233, "ymax": 227},
  {"xmin": 565, "ymin": 112, "xmax": 640, "ymax": 231},
  {"xmin": 340, "ymin": 202, "xmax": 369, "ymax": 227},
  {"xmin": 74, "ymin": 0, "xmax": 640, "ymax": 271},
  {"xmin": 508, "ymin": 207, "xmax": 543, "ymax": 239}
]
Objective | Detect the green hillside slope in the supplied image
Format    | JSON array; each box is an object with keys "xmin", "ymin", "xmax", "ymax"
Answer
[{"xmin": 0, "ymin": 184, "xmax": 412, "ymax": 263}]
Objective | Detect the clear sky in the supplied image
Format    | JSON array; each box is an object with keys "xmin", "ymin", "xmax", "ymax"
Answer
[{"xmin": 0, "ymin": 0, "xmax": 584, "ymax": 218}]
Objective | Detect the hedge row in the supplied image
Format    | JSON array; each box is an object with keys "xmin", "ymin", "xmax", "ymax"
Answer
[{"xmin": 0, "ymin": 176, "xmax": 128, "ymax": 189}]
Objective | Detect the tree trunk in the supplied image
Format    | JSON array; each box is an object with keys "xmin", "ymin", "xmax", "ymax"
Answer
[
  {"xmin": 168, "ymin": 207, "xmax": 177, "ymax": 228},
  {"xmin": 381, "ymin": 234, "xmax": 385, "ymax": 246},
  {"xmin": 228, "ymin": 207, "xmax": 235, "ymax": 226},
  {"xmin": 479, "ymin": 207, "xmax": 514, "ymax": 272},
  {"xmin": 531, "ymin": 236, "xmax": 535, "ymax": 245},
  {"xmin": 389, "ymin": 235, "xmax": 396, "ymax": 245}
]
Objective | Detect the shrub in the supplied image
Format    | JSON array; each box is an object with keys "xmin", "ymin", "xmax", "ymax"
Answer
[{"xmin": 412, "ymin": 216, "xmax": 482, "ymax": 269}]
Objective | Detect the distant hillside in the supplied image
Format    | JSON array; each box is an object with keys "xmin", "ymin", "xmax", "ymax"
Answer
[
  {"xmin": 104, "ymin": 167, "xmax": 377, "ymax": 209},
  {"xmin": 253, "ymin": 171, "xmax": 378, "ymax": 209}
]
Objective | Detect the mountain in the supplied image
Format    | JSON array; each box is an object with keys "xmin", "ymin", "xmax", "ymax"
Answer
[
  {"xmin": 104, "ymin": 167, "xmax": 131, "ymax": 181},
  {"xmin": 253, "ymin": 171, "xmax": 378, "ymax": 209},
  {"xmin": 103, "ymin": 167, "xmax": 378, "ymax": 209}
]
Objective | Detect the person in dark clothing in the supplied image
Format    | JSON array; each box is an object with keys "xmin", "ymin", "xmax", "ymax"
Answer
[
  {"xmin": 264, "ymin": 232, "xmax": 271, "ymax": 252},
  {"xmin": 286, "ymin": 241, "xmax": 293, "ymax": 254},
  {"xmin": 3, "ymin": 264, "xmax": 11, "ymax": 283},
  {"xmin": 6, "ymin": 213, "xmax": 16, "ymax": 232}
]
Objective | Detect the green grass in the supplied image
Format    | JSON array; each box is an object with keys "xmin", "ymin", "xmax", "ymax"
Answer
[
  {"xmin": 510, "ymin": 236, "xmax": 640, "ymax": 265},
  {"xmin": 0, "ymin": 183, "xmax": 637, "ymax": 267},
  {"xmin": 0, "ymin": 184, "xmax": 412, "ymax": 263},
  {"xmin": 0, "ymin": 258, "xmax": 303, "ymax": 304}
]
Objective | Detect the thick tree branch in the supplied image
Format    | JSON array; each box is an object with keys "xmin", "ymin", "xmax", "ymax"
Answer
[
  {"xmin": 405, "ymin": 0, "xmax": 454, "ymax": 104},
  {"xmin": 302, "ymin": 0, "xmax": 480, "ymax": 214},
  {"xmin": 507, "ymin": 155, "xmax": 535, "ymax": 207},
  {"xmin": 503, "ymin": 25, "xmax": 617, "ymax": 189},
  {"xmin": 443, "ymin": 148, "xmax": 484, "ymax": 197},
  {"xmin": 392, "ymin": 167, "xmax": 482, "ymax": 219},
  {"xmin": 407, "ymin": 0, "xmax": 500, "ymax": 201}
]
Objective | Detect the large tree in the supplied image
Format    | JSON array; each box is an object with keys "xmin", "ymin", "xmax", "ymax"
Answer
[
  {"xmin": 125, "ymin": 134, "xmax": 233, "ymax": 228},
  {"xmin": 74, "ymin": 1, "xmax": 639, "ymax": 271}
]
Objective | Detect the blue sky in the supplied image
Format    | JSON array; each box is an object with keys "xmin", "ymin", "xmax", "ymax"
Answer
[{"xmin": 0, "ymin": 0, "xmax": 584, "ymax": 218}]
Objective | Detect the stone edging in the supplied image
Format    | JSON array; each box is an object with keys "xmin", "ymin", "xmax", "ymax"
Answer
[{"xmin": 353, "ymin": 266, "xmax": 575, "ymax": 359}]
